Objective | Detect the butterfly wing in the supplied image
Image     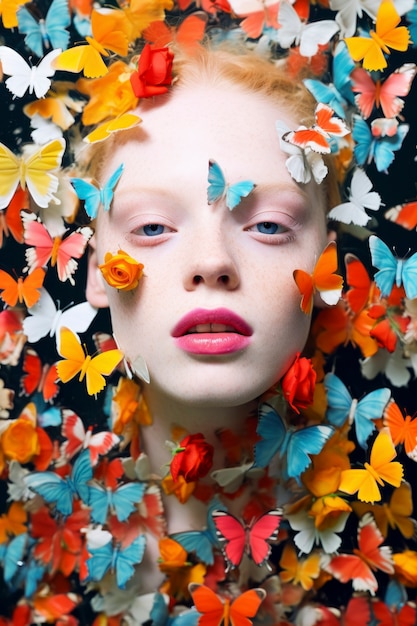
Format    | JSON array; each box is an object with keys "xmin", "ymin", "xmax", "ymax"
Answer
[
  {"xmin": 115, "ymin": 534, "xmax": 146, "ymax": 588},
  {"xmin": 312, "ymin": 240, "xmax": 343, "ymax": 306},
  {"xmin": 212, "ymin": 510, "xmax": 246, "ymax": 570},
  {"xmin": 16, "ymin": 6, "xmax": 44, "ymax": 57},
  {"xmin": 402, "ymin": 252, "xmax": 417, "ymax": 300},
  {"xmin": 23, "ymin": 287, "xmax": 58, "ymax": 342},
  {"xmin": 351, "ymin": 67, "xmax": 378, "ymax": 119},
  {"xmin": 354, "ymin": 388, "xmax": 391, "ymax": 449},
  {"xmin": 170, "ymin": 529, "xmax": 216, "ymax": 565},
  {"xmin": 352, "ymin": 115, "xmax": 372, "ymax": 167},
  {"xmin": 43, "ymin": 0, "xmax": 71, "ymax": 51},
  {"xmin": 56, "ymin": 326, "xmax": 86, "ymax": 384},
  {"xmin": 229, "ymin": 589, "xmax": 266, "ymax": 626},
  {"xmin": 100, "ymin": 163, "xmax": 124, "ymax": 212},
  {"xmin": 23, "ymin": 138, "xmax": 65, "ymax": 207},
  {"xmin": 325, "ymin": 552, "xmax": 378, "ymax": 593},
  {"xmin": 54, "ymin": 226, "xmax": 93, "ymax": 284},
  {"xmin": 86, "ymin": 539, "xmax": 113, "ymax": 581},
  {"xmin": 248, "ymin": 509, "xmax": 281, "ymax": 567},
  {"xmin": 384, "ymin": 400, "xmax": 417, "ymax": 459},
  {"xmin": 369, "ymin": 235, "xmax": 398, "ymax": 297},
  {"xmin": 253, "ymin": 403, "xmax": 286, "ymax": 468},
  {"xmin": 71, "ymin": 179, "xmax": 101, "ymax": 219},
  {"xmin": 293, "ymin": 268, "xmax": 314, "ymax": 314},
  {"xmin": 379, "ymin": 63, "xmax": 417, "ymax": 118},
  {"xmin": 88, "ymin": 483, "xmax": 111, "ymax": 524},
  {"xmin": 25, "ymin": 470, "xmax": 74, "ymax": 515},
  {"xmin": 207, "ymin": 160, "xmax": 226, "ymax": 204},
  {"xmin": 0, "ymin": 46, "xmax": 33, "ymax": 98},
  {"xmin": 286, "ymin": 424, "xmax": 334, "ymax": 481},
  {"xmin": 85, "ymin": 349, "xmax": 123, "ymax": 396},
  {"xmin": 188, "ymin": 584, "xmax": 225, "ymax": 626},
  {"xmin": 111, "ymin": 482, "xmax": 146, "ymax": 522},
  {"xmin": 373, "ymin": 123, "xmax": 409, "ymax": 173},
  {"xmin": 357, "ymin": 512, "xmax": 393, "ymax": 575},
  {"xmin": 369, "ymin": 428, "xmax": 403, "ymax": 489},
  {"xmin": 225, "ymin": 180, "xmax": 255, "ymax": 211},
  {"xmin": 324, "ymin": 372, "xmax": 352, "ymax": 428},
  {"xmin": 71, "ymin": 449, "xmax": 93, "ymax": 504},
  {"xmin": 0, "ymin": 142, "xmax": 21, "ymax": 209}
]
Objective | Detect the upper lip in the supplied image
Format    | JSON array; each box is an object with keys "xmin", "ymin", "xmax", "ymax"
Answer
[{"xmin": 172, "ymin": 308, "xmax": 253, "ymax": 337}]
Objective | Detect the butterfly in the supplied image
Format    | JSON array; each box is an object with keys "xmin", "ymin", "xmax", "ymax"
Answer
[
  {"xmin": 207, "ymin": 160, "xmax": 255, "ymax": 211},
  {"xmin": 303, "ymin": 41, "xmax": 355, "ymax": 119},
  {"xmin": 88, "ymin": 481, "xmax": 146, "ymax": 525},
  {"xmin": 143, "ymin": 12, "xmax": 208, "ymax": 49},
  {"xmin": 228, "ymin": 0, "xmax": 279, "ymax": 39},
  {"xmin": 22, "ymin": 211, "xmax": 93, "ymax": 285},
  {"xmin": 338, "ymin": 428, "xmax": 403, "ymax": 503},
  {"xmin": 344, "ymin": 254, "xmax": 375, "ymax": 315},
  {"xmin": 59, "ymin": 409, "xmax": 120, "ymax": 465},
  {"xmin": 345, "ymin": 0, "xmax": 411, "ymax": 71},
  {"xmin": 254, "ymin": 403, "xmax": 333, "ymax": 481},
  {"xmin": 286, "ymin": 509, "xmax": 349, "ymax": 555},
  {"xmin": 328, "ymin": 168, "xmax": 381, "ymax": 227},
  {"xmin": 71, "ymin": 163, "xmax": 124, "ymax": 219},
  {"xmin": 56, "ymin": 327, "xmax": 123, "ymax": 397},
  {"xmin": 324, "ymin": 512, "xmax": 394, "ymax": 595},
  {"xmin": 23, "ymin": 287, "xmax": 97, "ymax": 345},
  {"xmin": 274, "ymin": 0, "xmax": 339, "ymax": 57},
  {"xmin": 0, "ymin": 188, "xmax": 26, "ymax": 247},
  {"xmin": 0, "ymin": 267, "xmax": 45, "ymax": 308},
  {"xmin": 17, "ymin": 0, "xmax": 70, "ymax": 58},
  {"xmin": 86, "ymin": 533, "xmax": 146, "ymax": 588},
  {"xmin": 372, "ymin": 599, "xmax": 417, "ymax": 626},
  {"xmin": 351, "ymin": 63, "xmax": 417, "ymax": 119},
  {"xmin": 24, "ymin": 449, "xmax": 92, "ymax": 516},
  {"xmin": 324, "ymin": 372, "xmax": 391, "ymax": 449},
  {"xmin": 383, "ymin": 400, "xmax": 417, "ymax": 460},
  {"xmin": 188, "ymin": 583, "xmax": 266, "ymax": 626},
  {"xmin": 352, "ymin": 114, "xmax": 409, "ymax": 173},
  {"xmin": 385, "ymin": 200, "xmax": 417, "ymax": 230},
  {"xmin": 20, "ymin": 349, "xmax": 58, "ymax": 403},
  {"xmin": 283, "ymin": 103, "xmax": 349, "ymax": 155},
  {"xmin": 54, "ymin": 7, "xmax": 130, "ymax": 78},
  {"xmin": 369, "ymin": 234, "xmax": 417, "ymax": 300},
  {"xmin": 277, "ymin": 120, "xmax": 328, "ymax": 185},
  {"xmin": 0, "ymin": 139, "xmax": 65, "ymax": 209},
  {"xmin": 279, "ymin": 542, "xmax": 321, "ymax": 591},
  {"xmin": 212, "ymin": 508, "xmax": 281, "ymax": 572},
  {"xmin": 83, "ymin": 113, "xmax": 141, "ymax": 144},
  {"xmin": 293, "ymin": 241, "xmax": 344, "ymax": 315},
  {"xmin": 0, "ymin": 46, "xmax": 61, "ymax": 98}
]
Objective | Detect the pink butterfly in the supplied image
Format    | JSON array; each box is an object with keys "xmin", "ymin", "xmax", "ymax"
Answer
[
  {"xmin": 212, "ymin": 508, "xmax": 281, "ymax": 572},
  {"xmin": 283, "ymin": 103, "xmax": 349, "ymax": 154},
  {"xmin": 351, "ymin": 63, "xmax": 417, "ymax": 119},
  {"xmin": 59, "ymin": 409, "xmax": 120, "ymax": 466},
  {"xmin": 22, "ymin": 211, "xmax": 93, "ymax": 285}
]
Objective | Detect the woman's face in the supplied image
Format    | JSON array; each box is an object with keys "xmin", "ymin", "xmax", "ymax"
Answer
[{"xmin": 88, "ymin": 80, "xmax": 329, "ymax": 407}]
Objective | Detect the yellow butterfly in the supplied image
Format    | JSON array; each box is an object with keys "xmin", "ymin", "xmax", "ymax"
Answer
[
  {"xmin": 338, "ymin": 428, "xmax": 403, "ymax": 503},
  {"xmin": 345, "ymin": 0, "xmax": 411, "ymax": 71},
  {"xmin": 279, "ymin": 542, "xmax": 321, "ymax": 591},
  {"xmin": 56, "ymin": 327, "xmax": 123, "ymax": 396},
  {"xmin": 84, "ymin": 113, "xmax": 142, "ymax": 143},
  {"xmin": 0, "ymin": 139, "xmax": 65, "ymax": 209},
  {"xmin": 54, "ymin": 8, "xmax": 130, "ymax": 78}
]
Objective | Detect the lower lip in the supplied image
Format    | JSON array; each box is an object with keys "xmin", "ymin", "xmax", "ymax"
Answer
[{"xmin": 174, "ymin": 333, "xmax": 251, "ymax": 355}]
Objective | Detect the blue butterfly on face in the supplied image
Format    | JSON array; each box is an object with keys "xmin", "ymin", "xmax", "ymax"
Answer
[
  {"xmin": 71, "ymin": 163, "xmax": 124, "ymax": 219},
  {"xmin": 352, "ymin": 115, "xmax": 409, "ymax": 173},
  {"xmin": 88, "ymin": 481, "xmax": 146, "ymax": 525},
  {"xmin": 24, "ymin": 449, "xmax": 92, "ymax": 517},
  {"xmin": 17, "ymin": 0, "xmax": 70, "ymax": 58},
  {"xmin": 304, "ymin": 41, "xmax": 355, "ymax": 119},
  {"xmin": 324, "ymin": 373, "xmax": 391, "ymax": 449},
  {"xmin": 369, "ymin": 235, "xmax": 417, "ymax": 300},
  {"xmin": 253, "ymin": 403, "xmax": 334, "ymax": 482},
  {"xmin": 207, "ymin": 160, "xmax": 255, "ymax": 211},
  {"xmin": 86, "ymin": 534, "xmax": 146, "ymax": 589}
]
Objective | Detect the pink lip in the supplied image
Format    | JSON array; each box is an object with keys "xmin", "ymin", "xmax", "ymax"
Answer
[{"xmin": 172, "ymin": 308, "xmax": 253, "ymax": 355}]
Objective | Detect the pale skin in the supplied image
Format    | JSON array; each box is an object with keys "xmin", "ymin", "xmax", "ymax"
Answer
[{"xmin": 86, "ymin": 78, "xmax": 330, "ymax": 591}]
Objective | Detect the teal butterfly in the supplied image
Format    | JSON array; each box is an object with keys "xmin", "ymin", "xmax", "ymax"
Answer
[
  {"xmin": 71, "ymin": 163, "xmax": 124, "ymax": 219},
  {"xmin": 86, "ymin": 534, "xmax": 146, "ymax": 589},
  {"xmin": 17, "ymin": 0, "xmax": 70, "ymax": 58},
  {"xmin": 369, "ymin": 235, "xmax": 417, "ymax": 300},
  {"xmin": 207, "ymin": 160, "xmax": 255, "ymax": 211}
]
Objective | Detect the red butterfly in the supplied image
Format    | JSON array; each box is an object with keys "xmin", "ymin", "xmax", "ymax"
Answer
[
  {"xmin": 189, "ymin": 583, "xmax": 266, "ymax": 626},
  {"xmin": 212, "ymin": 509, "xmax": 281, "ymax": 572},
  {"xmin": 60, "ymin": 409, "xmax": 120, "ymax": 466},
  {"xmin": 385, "ymin": 200, "xmax": 417, "ymax": 231},
  {"xmin": 324, "ymin": 512, "xmax": 394, "ymax": 595},
  {"xmin": 22, "ymin": 211, "xmax": 93, "ymax": 285},
  {"xmin": 283, "ymin": 103, "xmax": 349, "ymax": 154},
  {"xmin": 0, "ymin": 187, "xmax": 26, "ymax": 247},
  {"xmin": 344, "ymin": 253, "xmax": 374, "ymax": 315},
  {"xmin": 20, "ymin": 349, "xmax": 59, "ymax": 403},
  {"xmin": 143, "ymin": 13, "xmax": 207, "ymax": 50},
  {"xmin": 372, "ymin": 599, "xmax": 416, "ymax": 626}
]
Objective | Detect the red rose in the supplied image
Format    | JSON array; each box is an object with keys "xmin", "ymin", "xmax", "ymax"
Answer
[
  {"xmin": 130, "ymin": 44, "xmax": 174, "ymax": 98},
  {"xmin": 281, "ymin": 352, "xmax": 316, "ymax": 413},
  {"xmin": 170, "ymin": 433, "xmax": 214, "ymax": 483}
]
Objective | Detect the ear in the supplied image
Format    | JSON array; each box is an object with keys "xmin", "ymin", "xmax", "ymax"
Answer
[{"xmin": 86, "ymin": 236, "xmax": 109, "ymax": 308}]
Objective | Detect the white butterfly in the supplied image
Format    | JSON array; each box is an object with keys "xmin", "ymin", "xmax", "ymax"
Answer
[
  {"xmin": 275, "ymin": 1, "xmax": 339, "ymax": 57},
  {"xmin": 276, "ymin": 121, "xmax": 328, "ymax": 184},
  {"xmin": 328, "ymin": 168, "xmax": 381, "ymax": 226},
  {"xmin": 360, "ymin": 344, "xmax": 412, "ymax": 388},
  {"xmin": 286, "ymin": 510, "xmax": 349, "ymax": 554},
  {"xmin": 0, "ymin": 47, "xmax": 61, "ymax": 98},
  {"xmin": 23, "ymin": 287, "xmax": 97, "ymax": 344}
]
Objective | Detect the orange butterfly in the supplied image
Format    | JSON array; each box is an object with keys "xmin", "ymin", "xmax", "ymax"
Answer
[
  {"xmin": 293, "ymin": 241, "xmax": 343, "ymax": 315},
  {"xmin": 54, "ymin": 8, "xmax": 130, "ymax": 78},
  {"xmin": 325, "ymin": 512, "xmax": 394, "ymax": 595},
  {"xmin": 385, "ymin": 200, "xmax": 417, "ymax": 231},
  {"xmin": 0, "ymin": 267, "xmax": 45, "ymax": 308},
  {"xmin": 83, "ymin": 113, "xmax": 142, "ymax": 144},
  {"xmin": 188, "ymin": 583, "xmax": 266, "ymax": 626},
  {"xmin": 345, "ymin": 0, "xmax": 411, "ymax": 71},
  {"xmin": 0, "ymin": 187, "xmax": 26, "ymax": 247},
  {"xmin": 20, "ymin": 349, "xmax": 59, "ymax": 403},
  {"xmin": 56, "ymin": 327, "xmax": 123, "ymax": 396},
  {"xmin": 344, "ymin": 254, "xmax": 375, "ymax": 315},
  {"xmin": 233, "ymin": 2, "xmax": 280, "ymax": 40},
  {"xmin": 338, "ymin": 428, "xmax": 403, "ymax": 503},
  {"xmin": 283, "ymin": 103, "xmax": 349, "ymax": 154},
  {"xmin": 279, "ymin": 542, "xmax": 321, "ymax": 591},
  {"xmin": 384, "ymin": 400, "xmax": 417, "ymax": 460},
  {"xmin": 143, "ymin": 12, "xmax": 208, "ymax": 50}
]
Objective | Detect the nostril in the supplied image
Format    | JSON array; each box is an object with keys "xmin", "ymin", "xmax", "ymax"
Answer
[
  {"xmin": 219, "ymin": 275, "xmax": 229, "ymax": 284},
  {"xmin": 193, "ymin": 275, "xmax": 203, "ymax": 285}
]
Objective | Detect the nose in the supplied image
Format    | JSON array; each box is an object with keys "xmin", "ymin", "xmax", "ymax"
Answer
[{"xmin": 183, "ymin": 228, "xmax": 240, "ymax": 291}]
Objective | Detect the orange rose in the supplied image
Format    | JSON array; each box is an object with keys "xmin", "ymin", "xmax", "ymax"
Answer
[
  {"xmin": 99, "ymin": 249, "xmax": 144, "ymax": 291},
  {"xmin": 2, "ymin": 418, "xmax": 40, "ymax": 464}
]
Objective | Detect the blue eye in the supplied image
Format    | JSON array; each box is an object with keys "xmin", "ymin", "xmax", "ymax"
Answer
[
  {"xmin": 142, "ymin": 224, "xmax": 165, "ymax": 236},
  {"xmin": 256, "ymin": 222, "xmax": 281, "ymax": 235}
]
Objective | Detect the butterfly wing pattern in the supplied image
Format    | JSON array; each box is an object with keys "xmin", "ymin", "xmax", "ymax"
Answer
[{"xmin": 207, "ymin": 160, "xmax": 255, "ymax": 210}]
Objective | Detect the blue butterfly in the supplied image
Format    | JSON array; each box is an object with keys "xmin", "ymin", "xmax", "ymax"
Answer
[
  {"xmin": 207, "ymin": 160, "xmax": 255, "ymax": 211},
  {"xmin": 324, "ymin": 373, "xmax": 391, "ymax": 449},
  {"xmin": 304, "ymin": 42, "xmax": 355, "ymax": 119},
  {"xmin": 88, "ymin": 481, "xmax": 146, "ymax": 524},
  {"xmin": 406, "ymin": 5, "xmax": 417, "ymax": 47},
  {"xmin": 17, "ymin": 0, "xmax": 70, "ymax": 58},
  {"xmin": 71, "ymin": 163, "xmax": 124, "ymax": 219},
  {"xmin": 86, "ymin": 534, "xmax": 146, "ymax": 588},
  {"xmin": 0, "ymin": 533, "xmax": 46, "ymax": 597},
  {"xmin": 24, "ymin": 449, "xmax": 92, "ymax": 516},
  {"xmin": 170, "ymin": 497, "xmax": 225, "ymax": 565},
  {"xmin": 369, "ymin": 235, "xmax": 417, "ymax": 300},
  {"xmin": 253, "ymin": 403, "xmax": 333, "ymax": 482},
  {"xmin": 352, "ymin": 115, "xmax": 409, "ymax": 173},
  {"xmin": 150, "ymin": 593, "xmax": 200, "ymax": 626}
]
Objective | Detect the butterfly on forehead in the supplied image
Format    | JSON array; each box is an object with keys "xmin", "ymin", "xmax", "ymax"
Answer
[{"xmin": 207, "ymin": 160, "xmax": 256, "ymax": 211}]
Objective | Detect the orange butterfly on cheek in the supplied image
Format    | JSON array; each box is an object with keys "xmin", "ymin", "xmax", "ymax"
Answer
[
  {"xmin": 0, "ymin": 267, "xmax": 45, "ymax": 308},
  {"xmin": 188, "ymin": 583, "xmax": 266, "ymax": 626},
  {"xmin": 294, "ymin": 241, "xmax": 344, "ymax": 315}
]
